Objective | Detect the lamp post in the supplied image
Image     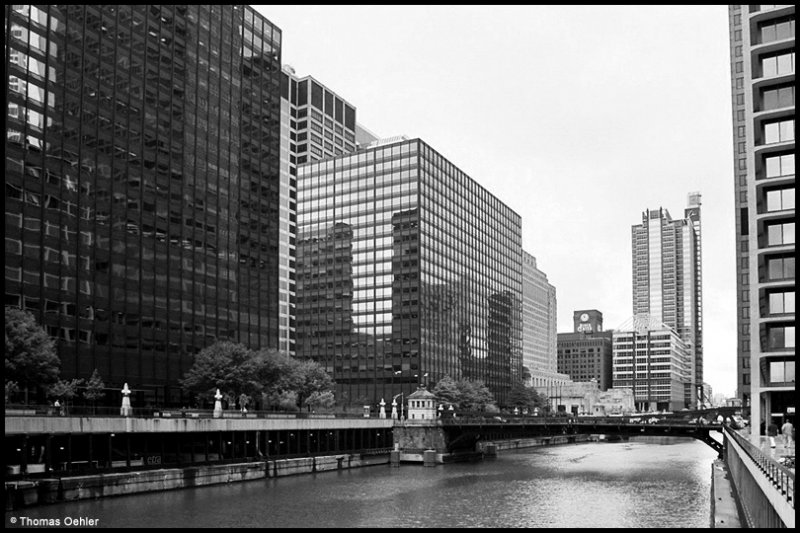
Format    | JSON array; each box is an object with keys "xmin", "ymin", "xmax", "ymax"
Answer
[{"xmin": 393, "ymin": 392, "xmax": 404, "ymax": 420}]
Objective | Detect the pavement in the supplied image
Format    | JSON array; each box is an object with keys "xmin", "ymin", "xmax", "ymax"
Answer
[{"xmin": 737, "ymin": 427, "xmax": 795, "ymax": 470}]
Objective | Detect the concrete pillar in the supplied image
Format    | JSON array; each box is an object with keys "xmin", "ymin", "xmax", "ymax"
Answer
[
  {"xmin": 390, "ymin": 450, "xmax": 400, "ymax": 467},
  {"xmin": 423, "ymin": 449, "xmax": 436, "ymax": 467}
]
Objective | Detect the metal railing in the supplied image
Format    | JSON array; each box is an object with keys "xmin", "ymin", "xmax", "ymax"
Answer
[{"xmin": 726, "ymin": 427, "xmax": 794, "ymax": 509}]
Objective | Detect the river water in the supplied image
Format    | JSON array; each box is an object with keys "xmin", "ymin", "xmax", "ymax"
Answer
[{"xmin": 6, "ymin": 438, "xmax": 719, "ymax": 528}]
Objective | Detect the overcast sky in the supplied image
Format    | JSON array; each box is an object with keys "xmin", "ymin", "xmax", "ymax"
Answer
[{"xmin": 254, "ymin": 5, "xmax": 737, "ymax": 398}]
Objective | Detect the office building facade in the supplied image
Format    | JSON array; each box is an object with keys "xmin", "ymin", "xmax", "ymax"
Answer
[
  {"xmin": 295, "ymin": 138, "xmax": 523, "ymax": 406},
  {"xmin": 631, "ymin": 195, "xmax": 702, "ymax": 406},
  {"xmin": 557, "ymin": 310, "xmax": 613, "ymax": 390},
  {"xmin": 612, "ymin": 315, "xmax": 692, "ymax": 412},
  {"xmin": 278, "ymin": 66, "xmax": 360, "ymax": 354},
  {"xmin": 728, "ymin": 5, "xmax": 795, "ymax": 434},
  {"xmin": 521, "ymin": 252, "xmax": 560, "ymax": 386},
  {"xmin": 5, "ymin": 5, "xmax": 283, "ymax": 405}
]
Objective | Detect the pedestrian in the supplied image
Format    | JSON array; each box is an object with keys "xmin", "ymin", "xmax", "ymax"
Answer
[
  {"xmin": 768, "ymin": 422, "xmax": 778, "ymax": 448},
  {"xmin": 781, "ymin": 419, "xmax": 794, "ymax": 448}
]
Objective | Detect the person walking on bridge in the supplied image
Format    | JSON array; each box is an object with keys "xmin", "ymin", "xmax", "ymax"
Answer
[{"xmin": 781, "ymin": 419, "xmax": 794, "ymax": 448}]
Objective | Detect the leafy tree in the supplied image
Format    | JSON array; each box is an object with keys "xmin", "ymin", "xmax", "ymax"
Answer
[
  {"xmin": 294, "ymin": 359, "xmax": 335, "ymax": 407},
  {"xmin": 83, "ymin": 369, "xmax": 106, "ymax": 413},
  {"xmin": 305, "ymin": 390, "xmax": 336, "ymax": 411},
  {"xmin": 432, "ymin": 376, "xmax": 497, "ymax": 411},
  {"xmin": 432, "ymin": 375, "xmax": 462, "ymax": 408},
  {"xmin": 47, "ymin": 378, "xmax": 84, "ymax": 411},
  {"xmin": 5, "ymin": 380, "xmax": 19, "ymax": 404},
  {"xmin": 458, "ymin": 379, "xmax": 496, "ymax": 411},
  {"xmin": 181, "ymin": 341, "xmax": 264, "ymax": 404},
  {"xmin": 5, "ymin": 306, "xmax": 61, "ymax": 403},
  {"xmin": 505, "ymin": 381, "xmax": 547, "ymax": 412}
]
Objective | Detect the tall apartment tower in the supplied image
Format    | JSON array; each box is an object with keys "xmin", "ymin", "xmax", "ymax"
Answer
[
  {"xmin": 728, "ymin": 5, "xmax": 795, "ymax": 436},
  {"xmin": 522, "ymin": 252, "xmax": 565, "ymax": 389},
  {"xmin": 296, "ymin": 138, "xmax": 523, "ymax": 406},
  {"xmin": 279, "ymin": 65, "xmax": 360, "ymax": 354},
  {"xmin": 631, "ymin": 195, "xmax": 702, "ymax": 408},
  {"xmin": 5, "ymin": 5, "xmax": 284, "ymax": 405}
]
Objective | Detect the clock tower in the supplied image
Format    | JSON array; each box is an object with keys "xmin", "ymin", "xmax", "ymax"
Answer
[{"xmin": 573, "ymin": 310, "xmax": 603, "ymax": 334}]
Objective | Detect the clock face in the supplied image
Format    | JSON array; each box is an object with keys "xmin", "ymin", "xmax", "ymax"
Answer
[{"xmin": 580, "ymin": 313, "xmax": 589, "ymax": 322}]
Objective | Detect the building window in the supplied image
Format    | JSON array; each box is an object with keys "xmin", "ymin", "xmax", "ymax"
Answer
[
  {"xmin": 764, "ymin": 153, "xmax": 794, "ymax": 178},
  {"xmin": 768, "ymin": 290, "xmax": 795, "ymax": 315},
  {"xmin": 769, "ymin": 360, "xmax": 795, "ymax": 384},
  {"xmin": 760, "ymin": 84, "xmax": 795, "ymax": 111},
  {"xmin": 763, "ymin": 119, "xmax": 794, "ymax": 145},
  {"xmin": 767, "ymin": 325, "xmax": 795, "ymax": 350},
  {"xmin": 766, "ymin": 256, "xmax": 795, "ymax": 281},
  {"xmin": 760, "ymin": 51, "xmax": 795, "ymax": 78},
  {"xmin": 767, "ymin": 222, "xmax": 795, "ymax": 246},
  {"xmin": 758, "ymin": 17, "xmax": 795, "ymax": 44},
  {"xmin": 765, "ymin": 187, "xmax": 795, "ymax": 212}
]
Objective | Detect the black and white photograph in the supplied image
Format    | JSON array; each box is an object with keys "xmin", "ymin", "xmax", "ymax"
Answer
[{"xmin": 4, "ymin": 4, "xmax": 795, "ymax": 528}]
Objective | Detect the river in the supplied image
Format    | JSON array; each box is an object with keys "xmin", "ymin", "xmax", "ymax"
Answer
[{"xmin": 6, "ymin": 438, "xmax": 719, "ymax": 528}]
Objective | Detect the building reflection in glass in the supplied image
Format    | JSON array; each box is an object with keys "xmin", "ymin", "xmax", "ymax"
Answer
[
  {"xmin": 5, "ymin": 5, "xmax": 283, "ymax": 405},
  {"xmin": 297, "ymin": 138, "xmax": 522, "ymax": 406}
]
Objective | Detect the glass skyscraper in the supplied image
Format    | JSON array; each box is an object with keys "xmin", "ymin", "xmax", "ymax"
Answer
[
  {"xmin": 5, "ymin": 5, "xmax": 283, "ymax": 405},
  {"xmin": 296, "ymin": 138, "xmax": 522, "ymax": 406}
]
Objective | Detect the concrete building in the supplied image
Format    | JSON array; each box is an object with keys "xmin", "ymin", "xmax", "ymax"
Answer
[
  {"xmin": 295, "ymin": 138, "xmax": 523, "ymax": 406},
  {"xmin": 631, "ymin": 195, "xmax": 703, "ymax": 407},
  {"xmin": 557, "ymin": 310, "xmax": 614, "ymax": 390},
  {"xmin": 727, "ymin": 5, "xmax": 795, "ymax": 436},
  {"xmin": 5, "ymin": 5, "xmax": 284, "ymax": 405},
  {"xmin": 522, "ymin": 252, "xmax": 566, "ymax": 389},
  {"xmin": 612, "ymin": 315, "xmax": 692, "ymax": 412}
]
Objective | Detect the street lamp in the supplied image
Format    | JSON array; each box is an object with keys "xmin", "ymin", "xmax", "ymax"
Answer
[{"xmin": 393, "ymin": 392, "xmax": 404, "ymax": 420}]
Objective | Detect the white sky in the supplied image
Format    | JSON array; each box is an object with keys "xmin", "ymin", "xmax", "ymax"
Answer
[{"xmin": 253, "ymin": 5, "xmax": 737, "ymax": 398}]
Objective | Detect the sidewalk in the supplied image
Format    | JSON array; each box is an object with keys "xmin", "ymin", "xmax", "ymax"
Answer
[{"xmin": 739, "ymin": 428, "xmax": 795, "ymax": 470}]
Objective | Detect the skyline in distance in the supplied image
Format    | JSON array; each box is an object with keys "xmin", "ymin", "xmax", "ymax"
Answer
[{"xmin": 255, "ymin": 5, "xmax": 737, "ymax": 398}]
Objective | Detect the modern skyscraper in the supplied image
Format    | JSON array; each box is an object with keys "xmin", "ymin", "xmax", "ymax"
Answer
[
  {"xmin": 522, "ymin": 252, "xmax": 566, "ymax": 390},
  {"xmin": 631, "ymin": 195, "xmax": 702, "ymax": 407},
  {"xmin": 295, "ymin": 138, "xmax": 523, "ymax": 406},
  {"xmin": 557, "ymin": 310, "xmax": 614, "ymax": 390},
  {"xmin": 727, "ymin": 5, "xmax": 795, "ymax": 436},
  {"xmin": 279, "ymin": 65, "xmax": 360, "ymax": 354},
  {"xmin": 5, "ymin": 5, "xmax": 284, "ymax": 405}
]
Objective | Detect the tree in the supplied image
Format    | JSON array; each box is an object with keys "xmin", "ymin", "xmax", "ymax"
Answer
[
  {"xmin": 83, "ymin": 369, "xmax": 106, "ymax": 414},
  {"xmin": 5, "ymin": 306, "xmax": 61, "ymax": 404},
  {"xmin": 294, "ymin": 359, "xmax": 335, "ymax": 407},
  {"xmin": 304, "ymin": 390, "xmax": 336, "ymax": 411},
  {"xmin": 181, "ymin": 341, "xmax": 264, "ymax": 405},
  {"xmin": 505, "ymin": 381, "xmax": 546, "ymax": 412},
  {"xmin": 432, "ymin": 376, "xmax": 497, "ymax": 411},
  {"xmin": 5, "ymin": 381, "xmax": 19, "ymax": 404},
  {"xmin": 432, "ymin": 376, "xmax": 462, "ymax": 408},
  {"xmin": 47, "ymin": 378, "xmax": 83, "ymax": 412},
  {"xmin": 458, "ymin": 379, "xmax": 496, "ymax": 411}
]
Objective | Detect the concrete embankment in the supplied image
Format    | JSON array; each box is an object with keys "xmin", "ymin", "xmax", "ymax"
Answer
[
  {"xmin": 5, "ymin": 453, "xmax": 388, "ymax": 510},
  {"xmin": 709, "ymin": 458, "xmax": 743, "ymax": 528}
]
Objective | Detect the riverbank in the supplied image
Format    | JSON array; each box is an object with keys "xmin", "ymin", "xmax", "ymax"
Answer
[{"xmin": 5, "ymin": 453, "xmax": 388, "ymax": 511}]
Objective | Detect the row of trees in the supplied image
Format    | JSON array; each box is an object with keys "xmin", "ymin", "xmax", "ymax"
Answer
[
  {"xmin": 430, "ymin": 376, "xmax": 548, "ymax": 413},
  {"xmin": 180, "ymin": 341, "xmax": 335, "ymax": 412},
  {"xmin": 7, "ymin": 306, "xmax": 548, "ymax": 414}
]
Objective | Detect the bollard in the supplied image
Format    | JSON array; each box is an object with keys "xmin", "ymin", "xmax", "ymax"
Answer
[{"xmin": 390, "ymin": 450, "xmax": 401, "ymax": 468}]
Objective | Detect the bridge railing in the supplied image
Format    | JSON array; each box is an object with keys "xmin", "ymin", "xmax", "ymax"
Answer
[{"xmin": 726, "ymin": 427, "xmax": 794, "ymax": 512}]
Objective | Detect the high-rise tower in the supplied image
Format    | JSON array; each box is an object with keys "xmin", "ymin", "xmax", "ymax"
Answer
[
  {"xmin": 5, "ymin": 5, "xmax": 284, "ymax": 405},
  {"xmin": 631, "ymin": 195, "xmax": 703, "ymax": 407},
  {"xmin": 728, "ymin": 5, "xmax": 795, "ymax": 436}
]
